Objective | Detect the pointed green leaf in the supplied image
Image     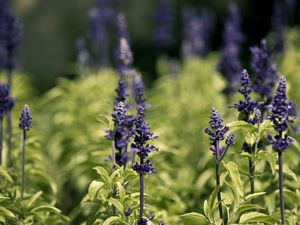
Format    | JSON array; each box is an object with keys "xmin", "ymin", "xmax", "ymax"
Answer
[
  {"xmin": 102, "ymin": 216, "xmax": 123, "ymax": 225},
  {"xmin": 223, "ymin": 161, "xmax": 244, "ymax": 197},
  {"xmin": 239, "ymin": 212, "xmax": 277, "ymax": 224},
  {"xmin": 180, "ymin": 212, "xmax": 208, "ymax": 225},
  {"xmin": 226, "ymin": 121, "xmax": 255, "ymax": 133},
  {"xmin": 108, "ymin": 198, "xmax": 124, "ymax": 214},
  {"xmin": 94, "ymin": 166, "xmax": 110, "ymax": 183}
]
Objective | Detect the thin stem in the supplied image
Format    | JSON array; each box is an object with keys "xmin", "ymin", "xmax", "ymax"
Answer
[
  {"xmin": 249, "ymin": 158, "xmax": 255, "ymax": 202},
  {"xmin": 139, "ymin": 157, "xmax": 144, "ymax": 222},
  {"xmin": 7, "ymin": 112, "xmax": 13, "ymax": 166},
  {"xmin": 216, "ymin": 162, "xmax": 224, "ymax": 225},
  {"xmin": 278, "ymin": 151, "xmax": 285, "ymax": 224},
  {"xmin": 111, "ymin": 128, "xmax": 117, "ymax": 166},
  {"xmin": 21, "ymin": 130, "xmax": 26, "ymax": 199},
  {"xmin": 215, "ymin": 140, "xmax": 224, "ymax": 225},
  {"xmin": 0, "ymin": 117, "xmax": 3, "ymax": 165}
]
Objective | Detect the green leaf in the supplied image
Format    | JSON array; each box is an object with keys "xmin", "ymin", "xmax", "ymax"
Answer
[
  {"xmin": 88, "ymin": 181, "xmax": 105, "ymax": 200},
  {"xmin": 257, "ymin": 151, "xmax": 276, "ymax": 175},
  {"xmin": 0, "ymin": 206, "xmax": 15, "ymax": 218},
  {"xmin": 208, "ymin": 187, "xmax": 219, "ymax": 216},
  {"xmin": 31, "ymin": 205, "xmax": 61, "ymax": 214},
  {"xmin": 226, "ymin": 121, "xmax": 255, "ymax": 133},
  {"xmin": 241, "ymin": 152, "xmax": 255, "ymax": 161},
  {"xmin": 116, "ymin": 182, "xmax": 125, "ymax": 201},
  {"xmin": 258, "ymin": 120, "xmax": 273, "ymax": 138},
  {"xmin": 0, "ymin": 166, "xmax": 13, "ymax": 183},
  {"xmin": 282, "ymin": 165, "xmax": 297, "ymax": 182},
  {"xmin": 108, "ymin": 198, "xmax": 124, "ymax": 214},
  {"xmin": 27, "ymin": 191, "xmax": 43, "ymax": 208},
  {"xmin": 102, "ymin": 216, "xmax": 124, "ymax": 225},
  {"xmin": 180, "ymin": 212, "xmax": 208, "ymax": 225},
  {"xmin": 236, "ymin": 204, "xmax": 264, "ymax": 215},
  {"xmin": 245, "ymin": 192, "xmax": 266, "ymax": 202},
  {"xmin": 223, "ymin": 161, "xmax": 244, "ymax": 197},
  {"xmin": 245, "ymin": 133, "xmax": 257, "ymax": 146},
  {"xmin": 123, "ymin": 169, "xmax": 137, "ymax": 182},
  {"xmin": 239, "ymin": 212, "xmax": 277, "ymax": 224},
  {"xmin": 94, "ymin": 166, "xmax": 110, "ymax": 183}
]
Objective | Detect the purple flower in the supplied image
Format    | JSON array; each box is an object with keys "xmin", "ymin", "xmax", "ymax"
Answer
[
  {"xmin": 2, "ymin": 10, "xmax": 22, "ymax": 72},
  {"xmin": 217, "ymin": 4, "xmax": 243, "ymax": 95},
  {"xmin": 0, "ymin": 81, "xmax": 12, "ymax": 117},
  {"xmin": 132, "ymin": 105, "xmax": 158, "ymax": 173},
  {"xmin": 132, "ymin": 75, "xmax": 146, "ymax": 106},
  {"xmin": 112, "ymin": 102, "xmax": 126, "ymax": 125},
  {"xmin": 153, "ymin": 0, "xmax": 174, "ymax": 49},
  {"xmin": 231, "ymin": 69, "xmax": 258, "ymax": 123},
  {"xmin": 205, "ymin": 107, "xmax": 233, "ymax": 161},
  {"xmin": 114, "ymin": 79, "xmax": 128, "ymax": 106},
  {"xmin": 19, "ymin": 104, "xmax": 32, "ymax": 131},
  {"xmin": 115, "ymin": 14, "xmax": 133, "ymax": 76},
  {"xmin": 250, "ymin": 39, "xmax": 278, "ymax": 103},
  {"xmin": 182, "ymin": 9, "xmax": 215, "ymax": 57},
  {"xmin": 225, "ymin": 133, "xmax": 236, "ymax": 145},
  {"xmin": 268, "ymin": 76, "xmax": 293, "ymax": 152}
]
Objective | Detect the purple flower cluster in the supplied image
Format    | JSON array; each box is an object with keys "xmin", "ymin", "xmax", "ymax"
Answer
[
  {"xmin": 267, "ymin": 76, "xmax": 293, "ymax": 152},
  {"xmin": 106, "ymin": 79, "xmax": 134, "ymax": 166},
  {"xmin": 0, "ymin": 1, "xmax": 22, "ymax": 73},
  {"xmin": 182, "ymin": 9, "xmax": 215, "ymax": 57},
  {"xmin": 205, "ymin": 107, "xmax": 235, "ymax": 162},
  {"xmin": 19, "ymin": 104, "xmax": 32, "ymax": 131},
  {"xmin": 250, "ymin": 39, "xmax": 278, "ymax": 103},
  {"xmin": 115, "ymin": 14, "xmax": 133, "ymax": 76},
  {"xmin": 0, "ymin": 82, "xmax": 14, "ymax": 117},
  {"xmin": 132, "ymin": 75, "xmax": 146, "ymax": 107},
  {"xmin": 132, "ymin": 105, "xmax": 158, "ymax": 174},
  {"xmin": 217, "ymin": 4, "xmax": 243, "ymax": 95},
  {"xmin": 153, "ymin": 0, "xmax": 174, "ymax": 50},
  {"xmin": 231, "ymin": 69, "xmax": 258, "ymax": 123}
]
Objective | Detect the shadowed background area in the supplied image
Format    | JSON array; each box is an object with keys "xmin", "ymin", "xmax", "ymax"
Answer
[{"xmin": 11, "ymin": 0, "xmax": 300, "ymax": 93}]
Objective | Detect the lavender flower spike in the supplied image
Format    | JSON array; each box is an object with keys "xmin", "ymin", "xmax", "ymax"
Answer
[
  {"xmin": 19, "ymin": 104, "xmax": 32, "ymax": 199},
  {"xmin": 115, "ymin": 14, "xmax": 133, "ymax": 76},
  {"xmin": 19, "ymin": 104, "xmax": 32, "ymax": 131},
  {"xmin": 205, "ymin": 107, "xmax": 234, "ymax": 225},
  {"xmin": 267, "ymin": 76, "xmax": 293, "ymax": 225},
  {"xmin": 132, "ymin": 104, "xmax": 158, "ymax": 224}
]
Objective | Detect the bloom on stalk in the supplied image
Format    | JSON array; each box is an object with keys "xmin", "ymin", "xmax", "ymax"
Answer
[
  {"xmin": 267, "ymin": 76, "xmax": 293, "ymax": 152},
  {"xmin": 115, "ymin": 14, "xmax": 133, "ymax": 76},
  {"xmin": 0, "ymin": 81, "xmax": 14, "ymax": 117},
  {"xmin": 19, "ymin": 104, "xmax": 32, "ymax": 131},
  {"xmin": 250, "ymin": 39, "xmax": 278, "ymax": 103},
  {"xmin": 132, "ymin": 105, "xmax": 158, "ymax": 174},
  {"xmin": 205, "ymin": 107, "xmax": 235, "ymax": 162},
  {"xmin": 231, "ymin": 69, "xmax": 259, "ymax": 124}
]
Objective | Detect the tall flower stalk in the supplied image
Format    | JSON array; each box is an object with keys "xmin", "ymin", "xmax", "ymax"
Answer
[
  {"xmin": 1, "ymin": 7, "xmax": 22, "ymax": 165},
  {"xmin": 0, "ymin": 81, "xmax": 13, "ymax": 165},
  {"xmin": 132, "ymin": 105, "xmax": 158, "ymax": 225},
  {"xmin": 231, "ymin": 69, "xmax": 259, "ymax": 197},
  {"xmin": 205, "ymin": 107, "xmax": 235, "ymax": 225},
  {"xmin": 267, "ymin": 76, "xmax": 293, "ymax": 224},
  {"xmin": 19, "ymin": 104, "xmax": 32, "ymax": 199}
]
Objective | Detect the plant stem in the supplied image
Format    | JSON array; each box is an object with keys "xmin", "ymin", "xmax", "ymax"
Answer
[
  {"xmin": 0, "ymin": 117, "xmax": 3, "ymax": 165},
  {"xmin": 139, "ymin": 157, "xmax": 144, "ymax": 222},
  {"xmin": 215, "ymin": 140, "xmax": 224, "ymax": 225},
  {"xmin": 21, "ymin": 130, "xmax": 26, "ymax": 199},
  {"xmin": 249, "ymin": 157, "xmax": 255, "ymax": 200},
  {"xmin": 216, "ymin": 162, "xmax": 224, "ymax": 225},
  {"xmin": 7, "ymin": 112, "xmax": 13, "ymax": 166},
  {"xmin": 111, "ymin": 128, "xmax": 117, "ymax": 166},
  {"xmin": 278, "ymin": 151, "xmax": 285, "ymax": 224}
]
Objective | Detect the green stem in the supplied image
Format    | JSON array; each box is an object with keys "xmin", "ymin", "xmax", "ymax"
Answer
[
  {"xmin": 21, "ymin": 130, "xmax": 26, "ymax": 199},
  {"xmin": 7, "ymin": 112, "xmax": 13, "ymax": 167},
  {"xmin": 278, "ymin": 151, "xmax": 285, "ymax": 224},
  {"xmin": 139, "ymin": 157, "xmax": 144, "ymax": 222}
]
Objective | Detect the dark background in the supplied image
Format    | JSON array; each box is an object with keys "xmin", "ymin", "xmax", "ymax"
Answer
[{"xmin": 11, "ymin": 0, "xmax": 300, "ymax": 93}]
